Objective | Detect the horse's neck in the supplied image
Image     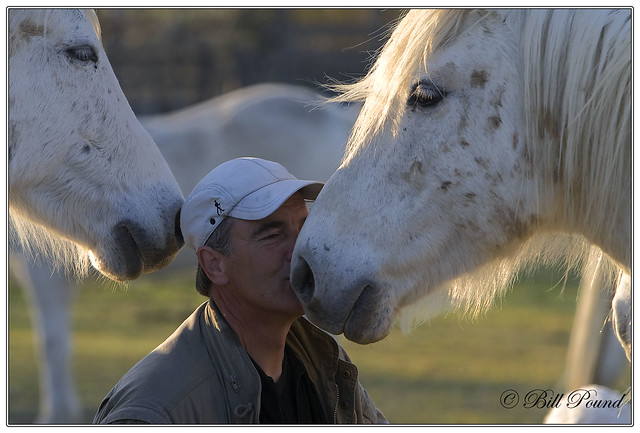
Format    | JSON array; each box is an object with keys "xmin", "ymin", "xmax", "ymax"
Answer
[
  {"xmin": 542, "ymin": 110, "xmax": 631, "ymax": 273},
  {"xmin": 521, "ymin": 10, "xmax": 631, "ymax": 272}
]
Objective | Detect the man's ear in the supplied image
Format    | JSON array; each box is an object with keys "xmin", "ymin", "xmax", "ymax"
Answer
[{"xmin": 196, "ymin": 246, "xmax": 229, "ymax": 286}]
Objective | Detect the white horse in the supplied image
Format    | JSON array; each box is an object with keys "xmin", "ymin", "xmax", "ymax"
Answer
[
  {"xmin": 291, "ymin": 7, "xmax": 631, "ymax": 360},
  {"xmin": 8, "ymin": 9, "xmax": 184, "ymax": 283},
  {"xmin": 10, "ymin": 82, "xmax": 359, "ymax": 423}
]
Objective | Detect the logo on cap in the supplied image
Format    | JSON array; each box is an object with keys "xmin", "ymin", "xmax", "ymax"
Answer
[{"xmin": 214, "ymin": 200, "xmax": 225, "ymax": 216}]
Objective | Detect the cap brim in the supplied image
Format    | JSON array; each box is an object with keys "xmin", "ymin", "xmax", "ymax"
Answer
[{"xmin": 229, "ymin": 179, "xmax": 324, "ymax": 221}]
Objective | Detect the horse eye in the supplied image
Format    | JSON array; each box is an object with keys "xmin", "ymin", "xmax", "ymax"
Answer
[
  {"xmin": 66, "ymin": 45, "xmax": 98, "ymax": 63},
  {"xmin": 408, "ymin": 81, "xmax": 445, "ymax": 109}
]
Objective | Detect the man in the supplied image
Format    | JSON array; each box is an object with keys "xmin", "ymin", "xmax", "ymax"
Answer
[{"xmin": 94, "ymin": 157, "xmax": 387, "ymax": 424}]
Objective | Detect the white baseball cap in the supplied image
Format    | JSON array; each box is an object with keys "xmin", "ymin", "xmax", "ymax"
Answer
[{"xmin": 180, "ymin": 157, "xmax": 324, "ymax": 250}]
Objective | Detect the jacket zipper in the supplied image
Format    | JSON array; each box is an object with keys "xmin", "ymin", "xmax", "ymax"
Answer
[{"xmin": 333, "ymin": 384, "xmax": 340, "ymax": 423}]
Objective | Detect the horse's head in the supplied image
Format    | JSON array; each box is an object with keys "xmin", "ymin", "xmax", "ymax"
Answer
[
  {"xmin": 291, "ymin": 9, "xmax": 631, "ymax": 344},
  {"xmin": 8, "ymin": 9, "xmax": 184, "ymax": 281},
  {"xmin": 292, "ymin": 10, "xmax": 534, "ymax": 343}
]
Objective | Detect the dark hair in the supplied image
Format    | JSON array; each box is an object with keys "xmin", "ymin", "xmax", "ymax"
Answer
[{"xmin": 195, "ymin": 217, "xmax": 234, "ymax": 296}]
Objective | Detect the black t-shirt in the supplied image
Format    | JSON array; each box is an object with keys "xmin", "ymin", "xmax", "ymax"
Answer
[{"xmin": 251, "ymin": 346, "xmax": 329, "ymax": 424}]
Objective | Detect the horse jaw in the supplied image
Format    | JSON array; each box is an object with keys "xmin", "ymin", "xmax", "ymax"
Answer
[{"xmin": 9, "ymin": 185, "xmax": 183, "ymax": 282}]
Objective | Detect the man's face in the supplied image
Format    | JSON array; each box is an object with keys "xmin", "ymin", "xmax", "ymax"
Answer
[{"xmin": 223, "ymin": 193, "xmax": 309, "ymax": 319}]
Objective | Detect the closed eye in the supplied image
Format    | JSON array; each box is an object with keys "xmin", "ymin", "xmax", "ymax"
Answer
[
  {"xmin": 66, "ymin": 45, "xmax": 98, "ymax": 63},
  {"xmin": 252, "ymin": 221, "xmax": 286, "ymax": 242},
  {"xmin": 408, "ymin": 80, "xmax": 445, "ymax": 109},
  {"xmin": 261, "ymin": 232, "xmax": 281, "ymax": 241}
]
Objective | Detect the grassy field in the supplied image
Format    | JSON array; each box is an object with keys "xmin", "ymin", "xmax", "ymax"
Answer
[{"xmin": 7, "ymin": 265, "xmax": 630, "ymax": 424}]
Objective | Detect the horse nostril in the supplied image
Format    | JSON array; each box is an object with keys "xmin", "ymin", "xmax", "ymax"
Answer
[
  {"xmin": 174, "ymin": 207, "xmax": 184, "ymax": 247},
  {"xmin": 292, "ymin": 256, "xmax": 315, "ymax": 304}
]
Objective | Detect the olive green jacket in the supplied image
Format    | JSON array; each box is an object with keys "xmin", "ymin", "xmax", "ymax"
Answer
[{"xmin": 94, "ymin": 300, "xmax": 387, "ymax": 424}]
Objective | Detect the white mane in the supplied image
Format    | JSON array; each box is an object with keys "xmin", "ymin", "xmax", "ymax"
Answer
[
  {"xmin": 9, "ymin": 215, "xmax": 90, "ymax": 279},
  {"xmin": 518, "ymin": 9, "xmax": 630, "ymax": 265},
  {"xmin": 330, "ymin": 9, "xmax": 630, "ymax": 328}
]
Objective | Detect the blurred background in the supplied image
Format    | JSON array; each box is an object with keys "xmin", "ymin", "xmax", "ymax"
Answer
[
  {"xmin": 96, "ymin": 9, "xmax": 402, "ymax": 114},
  {"xmin": 7, "ymin": 8, "xmax": 630, "ymax": 425}
]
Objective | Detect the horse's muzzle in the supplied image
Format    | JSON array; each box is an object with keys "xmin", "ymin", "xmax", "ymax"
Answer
[{"xmin": 92, "ymin": 206, "xmax": 184, "ymax": 281}]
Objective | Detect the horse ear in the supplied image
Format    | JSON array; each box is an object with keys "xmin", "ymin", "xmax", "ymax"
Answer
[{"xmin": 196, "ymin": 246, "xmax": 229, "ymax": 286}]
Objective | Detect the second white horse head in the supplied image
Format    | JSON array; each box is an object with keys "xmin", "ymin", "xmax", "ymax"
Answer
[{"xmin": 9, "ymin": 9, "xmax": 184, "ymax": 281}]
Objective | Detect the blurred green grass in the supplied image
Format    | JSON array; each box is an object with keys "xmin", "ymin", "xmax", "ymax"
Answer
[{"xmin": 7, "ymin": 266, "xmax": 629, "ymax": 424}]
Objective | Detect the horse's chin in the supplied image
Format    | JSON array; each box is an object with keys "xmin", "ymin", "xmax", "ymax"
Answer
[
  {"xmin": 304, "ymin": 301, "xmax": 393, "ymax": 345},
  {"xmin": 88, "ymin": 218, "xmax": 183, "ymax": 281},
  {"xmin": 341, "ymin": 285, "xmax": 395, "ymax": 344},
  {"xmin": 89, "ymin": 248, "xmax": 143, "ymax": 282},
  {"xmin": 88, "ymin": 243, "xmax": 182, "ymax": 282},
  {"xmin": 344, "ymin": 308, "xmax": 394, "ymax": 344}
]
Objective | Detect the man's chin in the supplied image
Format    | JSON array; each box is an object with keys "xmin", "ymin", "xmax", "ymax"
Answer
[{"xmin": 281, "ymin": 282, "xmax": 304, "ymax": 316}]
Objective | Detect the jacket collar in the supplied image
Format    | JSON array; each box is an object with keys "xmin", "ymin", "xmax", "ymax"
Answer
[
  {"xmin": 201, "ymin": 299, "xmax": 349, "ymax": 423},
  {"xmin": 202, "ymin": 300, "xmax": 262, "ymax": 422}
]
